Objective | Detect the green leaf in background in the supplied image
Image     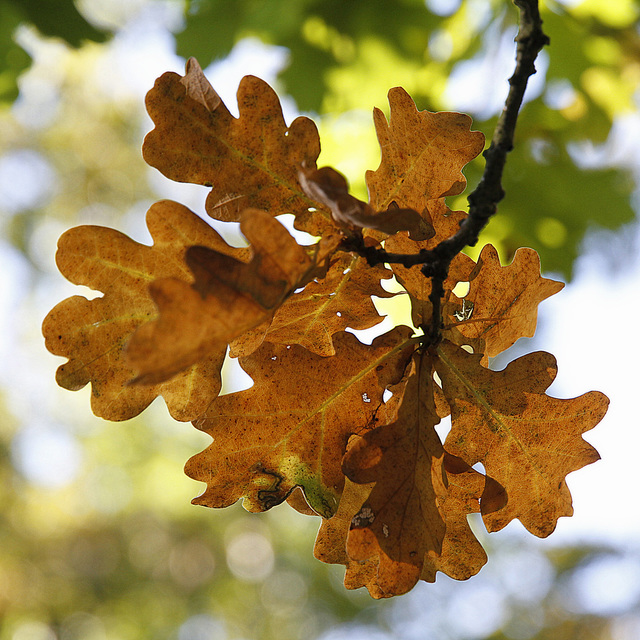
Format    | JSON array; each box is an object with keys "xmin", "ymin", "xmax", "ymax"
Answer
[{"xmin": 0, "ymin": 0, "xmax": 109, "ymax": 103}]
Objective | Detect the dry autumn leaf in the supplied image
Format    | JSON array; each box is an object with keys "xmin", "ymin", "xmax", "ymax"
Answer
[
  {"xmin": 436, "ymin": 340, "xmax": 608, "ymax": 537},
  {"xmin": 234, "ymin": 253, "xmax": 397, "ymax": 357},
  {"xmin": 185, "ymin": 327, "xmax": 415, "ymax": 518},
  {"xmin": 299, "ymin": 165, "xmax": 433, "ymax": 240},
  {"xmin": 143, "ymin": 58, "xmax": 333, "ymax": 235},
  {"xmin": 445, "ymin": 244, "xmax": 565, "ymax": 358},
  {"xmin": 42, "ymin": 200, "xmax": 243, "ymax": 421},
  {"xmin": 366, "ymin": 87, "xmax": 485, "ymax": 214},
  {"xmin": 125, "ymin": 208, "xmax": 316, "ymax": 383},
  {"xmin": 342, "ymin": 351, "xmax": 447, "ymax": 596}
]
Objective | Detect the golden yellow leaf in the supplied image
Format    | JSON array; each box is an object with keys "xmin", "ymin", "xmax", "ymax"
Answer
[
  {"xmin": 185, "ymin": 328, "xmax": 415, "ymax": 518},
  {"xmin": 366, "ymin": 87, "xmax": 485, "ymax": 214},
  {"xmin": 436, "ymin": 340, "xmax": 608, "ymax": 537},
  {"xmin": 42, "ymin": 200, "xmax": 241, "ymax": 421},
  {"xmin": 143, "ymin": 58, "xmax": 333, "ymax": 235}
]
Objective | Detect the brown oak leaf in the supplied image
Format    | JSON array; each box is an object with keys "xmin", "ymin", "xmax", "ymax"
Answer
[
  {"xmin": 184, "ymin": 327, "xmax": 416, "ymax": 519},
  {"xmin": 342, "ymin": 351, "xmax": 447, "ymax": 596},
  {"xmin": 315, "ymin": 450, "xmax": 491, "ymax": 598},
  {"xmin": 42, "ymin": 200, "xmax": 242, "ymax": 421},
  {"xmin": 125, "ymin": 208, "xmax": 315, "ymax": 384},
  {"xmin": 143, "ymin": 58, "xmax": 333, "ymax": 235},
  {"xmin": 366, "ymin": 87, "xmax": 485, "ymax": 214},
  {"xmin": 435, "ymin": 340, "xmax": 608, "ymax": 537},
  {"xmin": 446, "ymin": 244, "xmax": 564, "ymax": 358},
  {"xmin": 298, "ymin": 165, "xmax": 433, "ymax": 240},
  {"xmin": 233, "ymin": 253, "xmax": 397, "ymax": 358}
]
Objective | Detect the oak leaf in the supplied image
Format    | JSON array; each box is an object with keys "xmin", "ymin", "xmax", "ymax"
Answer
[
  {"xmin": 143, "ymin": 58, "xmax": 333, "ymax": 235},
  {"xmin": 184, "ymin": 327, "xmax": 415, "ymax": 519},
  {"xmin": 342, "ymin": 351, "xmax": 447, "ymax": 596},
  {"xmin": 233, "ymin": 253, "xmax": 397, "ymax": 358},
  {"xmin": 446, "ymin": 245, "xmax": 565, "ymax": 358},
  {"xmin": 125, "ymin": 208, "xmax": 316, "ymax": 384},
  {"xmin": 298, "ymin": 165, "xmax": 433, "ymax": 240},
  {"xmin": 435, "ymin": 340, "xmax": 608, "ymax": 537},
  {"xmin": 336, "ymin": 353, "xmax": 492, "ymax": 597},
  {"xmin": 42, "ymin": 200, "xmax": 242, "ymax": 421},
  {"xmin": 366, "ymin": 87, "xmax": 485, "ymax": 214}
]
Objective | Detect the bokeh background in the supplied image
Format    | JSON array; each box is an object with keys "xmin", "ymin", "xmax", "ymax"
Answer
[{"xmin": 1, "ymin": 0, "xmax": 640, "ymax": 638}]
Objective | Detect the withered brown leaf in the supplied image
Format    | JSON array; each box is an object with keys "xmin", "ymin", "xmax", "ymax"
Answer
[
  {"xmin": 234, "ymin": 253, "xmax": 397, "ymax": 358},
  {"xmin": 446, "ymin": 245, "xmax": 565, "ymax": 358},
  {"xmin": 342, "ymin": 351, "xmax": 447, "ymax": 596},
  {"xmin": 143, "ymin": 58, "xmax": 333, "ymax": 235},
  {"xmin": 299, "ymin": 165, "xmax": 433, "ymax": 240},
  {"xmin": 125, "ymin": 208, "xmax": 315, "ymax": 384},
  {"xmin": 42, "ymin": 200, "xmax": 242, "ymax": 421},
  {"xmin": 366, "ymin": 87, "xmax": 485, "ymax": 214},
  {"xmin": 185, "ymin": 327, "xmax": 415, "ymax": 519},
  {"xmin": 436, "ymin": 340, "xmax": 608, "ymax": 537}
]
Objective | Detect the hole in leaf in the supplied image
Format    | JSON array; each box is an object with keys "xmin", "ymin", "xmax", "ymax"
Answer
[
  {"xmin": 472, "ymin": 462, "xmax": 486, "ymax": 474},
  {"xmin": 452, "ymin": 281, "xmax": 470, "ymax": 297}
]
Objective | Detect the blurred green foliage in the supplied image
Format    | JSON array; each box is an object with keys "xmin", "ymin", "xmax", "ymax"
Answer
[{"xmin": 0, "ymin": 0, "xmax": 108, "ymax": 102}]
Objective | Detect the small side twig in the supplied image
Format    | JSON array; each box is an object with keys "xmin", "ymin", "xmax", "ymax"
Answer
[{"xmin": 352, "ymin": 0, "xmax": 549, "ymax": 344}]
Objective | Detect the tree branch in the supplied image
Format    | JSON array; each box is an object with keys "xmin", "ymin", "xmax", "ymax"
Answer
[{"xmin": 356, "ymin": 0, "xmax": 549, "ymax": 344}]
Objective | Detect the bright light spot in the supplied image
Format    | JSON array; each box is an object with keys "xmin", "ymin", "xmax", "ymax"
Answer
[
  {"xmin": 0, "ymin": 150, "xmax": 56, "ymax": 215},
  {"xmin": 429, "ymin": 29, "xmax": 454, "ymax": 61},
  {"xmin": 536, "ymin": 217, "xmax": 568, "ymax": 249},
  {"xmin": 495, "ymin": 548, "xmax": 555, "ymax": 604},
  {"xmin": 451, "ymin": 281, "xmax": 470, "ymax": 297},
  {"xmin": 545, "ymin": 79, "xmax": 578, "ymax": 110},
  {"xmin": 425, "ymin": 0, "xmax": 462, "ymax": 17},
  {"xmin": 11, "ymin": 426, "xmax": 82, "ymax": 488},
  {"xmin": 220, "ymin": 348, "xmax": 253, "ymax": 395},
  {"xmin": 226, "ymin": 531, "xmax": 274, "ymax": 581},
  {"xmin": 275, "ymin": 214, "xmax": 320, "ymax": 244},
  {"xmin": 178, "ymin": 614, "xmax": 226, "ymax": 640},
  {"xmin": 567, "ymin": 554, "xmax": 640, "ymax": 616},
  {"xmin": 11, "ymin": 621, "xmax": 57, "ymax": 640},
  {"xmin": 435, "ymin": 414, "xmax": 451, "ymax": 441},
  {"xmin": 445, "ymin": 582, "xmax": 507, "ymax": 638}
]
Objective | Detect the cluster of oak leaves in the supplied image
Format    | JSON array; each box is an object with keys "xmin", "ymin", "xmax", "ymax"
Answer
[{"xmin": 43, "ymin": 59, "xmax": 609, "ymax": 598}]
